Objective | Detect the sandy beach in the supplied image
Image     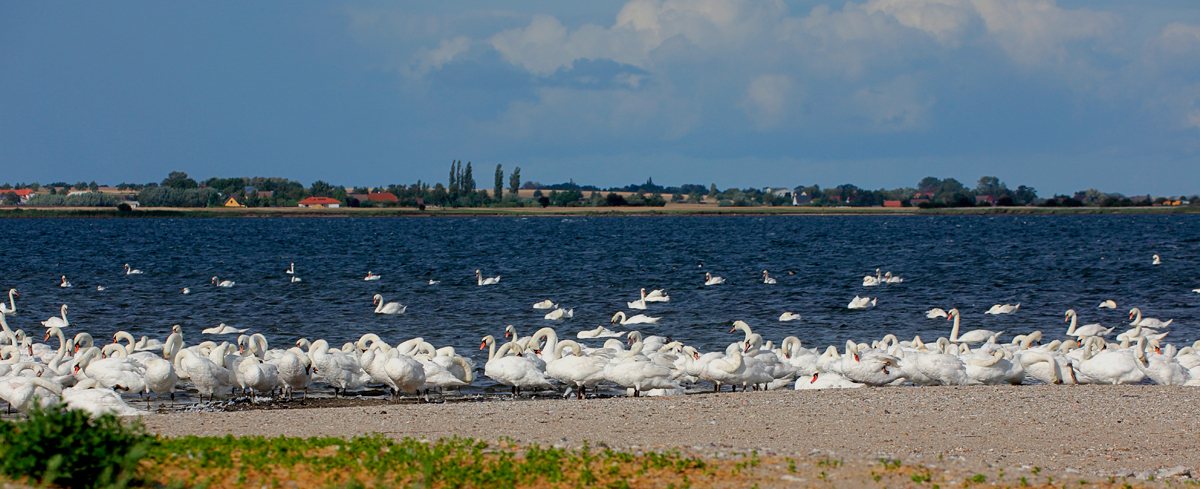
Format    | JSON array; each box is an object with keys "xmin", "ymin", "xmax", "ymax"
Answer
[{"xmin": 143, "ymin": 385, "xmax": 1199, "ymax": 484}]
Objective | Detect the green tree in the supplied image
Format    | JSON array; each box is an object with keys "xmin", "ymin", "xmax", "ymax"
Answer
[
  {"xmin": 89, "ymin": 181, "xmax": 99, "ymax": 191},
  {"xmin": 917, "ymin": 176, "xmax": 941, "ymax": 192},
  {"xmin": 448, "ymin": 160, "xmax": 459, "ymax": 197},
  {"xmin": 309, "ymin": 180, "xmax": 335, "ymax": 197},
  {"xmin": 162, "ymin": 172, "xmax": 198, "ymax": 189},
  {"xmin": 708, "ymin": 183, "xmax": 719, "ymax": 196},
  {"xmin": 462, "ymin": 162, "xmax": 475, "ymax": 193},
  {"xmin": 493, "ymin": 164, "xmax": 503, "ymax": 200},
  {"xmin": 1013, "ymin": 185, "xmax": 1038, "ymax": 205},
  {"xmin": 975, "ymin": 176, "xmax": 1007, "ymax": 197},
  {"xmin": 509, "ymin": 167, "xmax": 521, "ymax": 195}
]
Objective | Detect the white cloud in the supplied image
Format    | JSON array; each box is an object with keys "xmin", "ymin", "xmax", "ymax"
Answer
[
  {"xmin": 413, "ymin": 36, "xmax": 472, "ymax": 75},
  {"xmin": 742, "ymin": 75, "xmax": 794, "ymax": 129}
]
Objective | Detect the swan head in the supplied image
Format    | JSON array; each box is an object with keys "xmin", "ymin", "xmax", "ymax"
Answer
[
  {"xmin": 1064, "ymin": 309, "xmax": 1076, "ymax": 320},
  {"xmin": 946, "ymin": 308, "xmax": 960, "ymax": 319}
]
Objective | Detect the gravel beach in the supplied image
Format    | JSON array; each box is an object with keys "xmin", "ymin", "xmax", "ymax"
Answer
[{"xmin": 144, "ymin": 384, "xmax": 1199, "ymax": 483}]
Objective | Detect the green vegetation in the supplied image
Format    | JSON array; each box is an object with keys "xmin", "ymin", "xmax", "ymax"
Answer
[{"xmin": 0, "ymin": 403, "xmax": 152, "ymax": 489}]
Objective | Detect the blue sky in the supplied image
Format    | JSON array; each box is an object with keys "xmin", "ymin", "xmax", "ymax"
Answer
[{"xmin": 3, "ymin": 1, "xmax": 1199, "ymax": 195}]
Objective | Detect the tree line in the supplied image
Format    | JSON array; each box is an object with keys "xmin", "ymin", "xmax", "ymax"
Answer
[{"xmin": 3, "ymin": 166, "xmax": 1195, "ymax": 208}]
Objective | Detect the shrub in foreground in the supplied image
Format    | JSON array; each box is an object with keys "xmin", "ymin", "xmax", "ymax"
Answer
[{"xmin": 0, "ymin": 403, "xmax": 151, "ymax": 488}]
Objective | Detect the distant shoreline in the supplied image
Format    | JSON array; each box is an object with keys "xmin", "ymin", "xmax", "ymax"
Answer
[{"xmin": 0, "ymin": 205, "xmax": 1197, "ymax": 218}]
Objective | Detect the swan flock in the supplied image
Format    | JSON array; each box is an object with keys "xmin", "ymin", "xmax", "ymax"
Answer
[{"xmin": 0, "ymin": 261, "xmax": 1197, "ymax": 418}]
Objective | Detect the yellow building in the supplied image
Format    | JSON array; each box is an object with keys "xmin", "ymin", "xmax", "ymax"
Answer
[{"xmin": 224, "ymin": 197, "xmax": 244, "ymax": 207}]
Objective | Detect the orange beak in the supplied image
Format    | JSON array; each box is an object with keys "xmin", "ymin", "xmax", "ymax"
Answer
[
  {"xmin": 810, "ymin": 373, "xmax": 819, "ymax": 383},
  {"xmin": 479, "ymin": 342, "xmax": 486, "ymax": 350}
]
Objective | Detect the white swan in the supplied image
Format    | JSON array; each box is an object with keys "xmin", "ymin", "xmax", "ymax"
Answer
[
  {"xmin": 985, "ymin": 303, "xmax": 1020, "ymax": 314},
  {"xmin": 1098, "ymin": 300, "xmax": 1116, "ymax": 309},
  {"xmin": 704, "ymin": 272, "xmax": 725, "ymax": 285},
  {"xmin": 604, "ymin": 340, "xmax": 680, "ymax": 397},
  {"xmin": 862, "ymin": 268, "xmax": 882, "ymax": 287},
  {"xmin": 476, "ymin": 270, "xmax": 500, "ymax": 286},
  {"xmin": 576, "ymin": 325, "xmax": 625, "ymax": 339},
  {"xmin": 63, "ymin": 379, "xmax": 143, "ymax": 417},
  {"xmin": 1073, "ymin": 337, "xmax": 1144, "ymax": 385},
  {"xmin": 1128, "ymin": 308, "xmax": 1172, "ymax": 328},
  {"xmin": 41, "ymin": 304, "xmax": 69, "ymax": 328},
  {"xmin": 175, "ymin": 348, "xmax": 233, "ymax": 400},
  {"xmin": 847, "ymin": 296, "xmax": 876, "ymax": 310},
  {"xmin": 626, "ymin": 298, "xmax": 647, "ymax": 310},
  {"xmin": 0, "ymin": 371, "xmax": 62, "ymax": 414},
  {"xmin": 762, "ymin": 270, "xmax": 776, "ymax": 284},
  {"xmin": 779, "ymin": 312, "xmax": 802, "ymax": 322},
  {"xmin": 307, "ymin": 339, "xmax": 366, "ymax": 396},
  {"xmin": 925, "ymin": 308, "xmax": 948, "ymax": 319},
  {"xmin": 545, "ymin": 339, "xmax": 609, "ymax": 399},
  {"xmin": 363, "ymin": 271, "xmax": 381, "ymax": 281},
  {"xmin": 796, "ymin": 371, "xmax": 864, "ymax": 389},
  {"xmin": 286, "ymin": 263, "xmax": 295, "ymax": 275},
  {"xmin": 839, "ymin": 341, "xmax": 904, "ymax": 386},
  {"xmin": 202, "ymin": 323, "xmax": 248, "ymax": 335},
  {"xmin": 372, "ymin": 294, "xmax": 406, "ymax": 315},
  {"xmin": 1064, "ymin": 309, "xmax": 1114, "ymax": 338},
  {"xmin": 642, "ymin": 288, "xmax": 670, "ymax": 302},
  {"xmin": 611, "ymin": 311, "xmax": 659, "ymax": 325},
  {"xmin": 948, "ymin": 308, "xmax": 1002, "ymax": 344},
  {"xmin": 74, "ymin": 347, "xmax": 148, "ymax": 394},
  {"xmin": 96, "ymin": 286, "xmax": 105, "ymax": 291},
  {"xmin": 913, "ymin": 341, "xmax": 973, "ymax": 385},
  {"xmin": 290, "ymin": 276, "xmax": 302, "ymax": 283},
  {"xmin": 211, "ymin": 276, "xmax": 235, "ymax": 287},
  {"xmin": 59, "ymin": 276, "xmax": 72, "ymax": 288},
  {"xmin": 1152, "ymin": 254, "xmax": 1161, "ymax": 265},
  {"xmin": 123, "ymin": 263, "xmax": 143, "ymax": 275},
  {"xmin": 480, "ymin": 335, "xmax": 552, "ymax": 396},
  {"xmin": 883, "ymin": 271, "xmax": 904, "ymax": 283},
  {"xmin": 544, "ymin": 308, "xmax": 573, "ymax": 320},
  {"xmin": 532, "ymin": 299, "xmax": 556, "ymax": 310},
  {"xmin": 428, "ymin": 279, "xmax": 440, "ymax": 285},
  {"xmin": 0, "ymin": 289, "xmax": 17, "ymax": 314},
  {"xmin": 1133, "ymin": 337, "xmax": 1189, "ymax": 385},
  {"xmin": 182, "ymin": 287, "xmax": 190, "ymax": 295}
]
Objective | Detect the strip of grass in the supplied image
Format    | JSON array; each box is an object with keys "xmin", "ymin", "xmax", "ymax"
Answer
[{"xmin": 143, "ymin": 435, "xmax": 769, "ymax": 488}]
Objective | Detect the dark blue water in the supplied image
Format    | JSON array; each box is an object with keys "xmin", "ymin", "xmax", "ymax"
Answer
[{"xmin": 1, "ymin": 215, "xmax": 1198, "ymax": 389}]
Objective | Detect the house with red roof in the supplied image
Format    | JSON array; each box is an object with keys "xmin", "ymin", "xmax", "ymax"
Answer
[
  {"xmin": 4, "ymin": 189, "xmax": 36, "ymax": 205},
  {"xmin": 298, "ymin": 196, "xmax": 342, "ymax": 208}
]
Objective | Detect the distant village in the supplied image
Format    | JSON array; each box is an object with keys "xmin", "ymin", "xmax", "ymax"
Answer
[{"xmin": 0, "ymin": 165, "xmax": 1194, "ymax": 210}]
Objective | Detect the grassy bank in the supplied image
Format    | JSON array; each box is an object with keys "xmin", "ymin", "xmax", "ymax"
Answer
[{"xmin": 1, "ymin": 205, "xmax": 1197, "ymax": 218}]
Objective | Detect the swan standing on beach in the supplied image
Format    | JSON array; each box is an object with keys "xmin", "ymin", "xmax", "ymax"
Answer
[
  {"xmin": 948, "ymin": 308, "xmax": 1002, "ymax": 344},
  {"xmin": 211, "ymin": 276, "xmax": 235, "ymax": 287},
  {"xmin": 612, "ymin": 311, "xmax": 660, "ymax": 325},
  {"xmin": 59, "ymin": 276, "xmax": 72, "ymax": 288},
  {"xmin": 762, "ymin": 270, "xmax": 776, "ymax": 284},
  {"xmin": 123, "ymin": 264, "xmax": 143, "ymax": 275},
  {"xmin": 0, "ymin": 289, "xmax": 16, "ymax": 314},
  {"xmin": 364, "ymin": 271, "xmax": 381, "ymax": 281},
  {"xmin": 847, "ymin": 296, "xmax": 876, "ymax": 310},
  {"xmin": 476, "ymin": 270, "xmax": 500, "ymax": 286},
  {"xmin": 704, "ymin": 273, "xmax": 725, "ymax": 285},
  {"xmin": 372, "ymin": 294, "xmax": 406, "ymax": 315},
  {"xmin": 545, "ymin": 339, "xmax": 609, "ymax": 399},
  {"xmin": 480, "ymin": 335, "xmax": 552, "ymax": 396},
  {"xmin": 41, "ymin": 305, "xmax": 69, "ymax": 328}
]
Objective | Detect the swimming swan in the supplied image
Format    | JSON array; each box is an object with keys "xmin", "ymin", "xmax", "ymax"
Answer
[
  {"xmin": 211, "ymin": 276, "xmax": 235, "ymax": 287},
  {"xmin": 476, "ymin": 270, "xmax": 500, "ymax": 286},
  {"xmin": 704, "ymin": 273, "xmax": 725, "ymax": 285},
  {"xmin": 0, "ymin": 289, "xmax": 15, "ymax": 314},
  {"xmin": 611, "ymin": 311, "xmax": 660, "ymax": 325},
  {"xmin": 372, "ymin": 294, "xmax": 406, "ymax": 315}
]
